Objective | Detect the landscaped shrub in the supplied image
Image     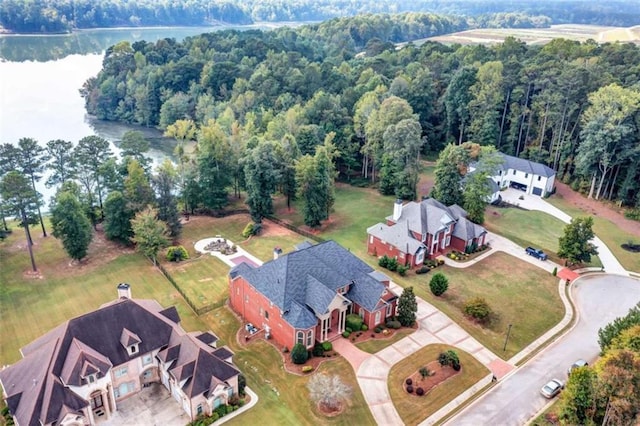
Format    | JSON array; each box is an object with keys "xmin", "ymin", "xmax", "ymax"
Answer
[
  {"xmin": 291, "ymin": 343, "xmax": 309, "ymax": 364},
  {"xmin": 397, "ymin": 265, "xmax": 408, "ymax": 276},
  {"xmin": 415, "ymin": 266, "xmax": 430, "ymax": 274},
  {"xmin": 438, "ymin": 350, "xmax": 461, "ymax": 370},
  {"xmin": 322, "ymin": 341, "xmax": 332, "ymax": 351},
  {"xmin": 166, "ymin": 245, "xmax": 189, "ymax": 262},
  {"xmin": 419, "ymin": 367, "xmax": 430, "ymax": 378},
  {"xmin": 386, "ymin": 257, "xmax": 399, "ymax": 272},
  {"xmin": 429, "ymin": 272, "xmax": 449, "ymax": 296},
  {"xmin": 345, "ymin": 327, "xmax": 352, "ymax": 333},
  {"xmin": 342, "ymin": 331, "xmax": 351, "ymax": 338},
  {"xmin": 386, "ymin": 320, "xmax": 401, "ymax": 329},
  {"xmin": 406, "ymin": 385, "xmax": 414, "ymax": 393},
  {"xmin": 378, "ymin": 255, "xmax": 390, "ymax": 268},
  {"xmin": 416, "ymin": 387, "xmax": 425, "ymax": 396},
  {"xmin": 302, "ymin": 366, "xmax": 314, "ymax": 373},
  {"xmin": 624, "ymin": 208, "xmax": 640, "ymax": 221},
  {"xmin": 242, "ymin": 222, "xmax": 255, "ymax": 238},
  {"xmin": 374, "ymin": 326, "xmax": 382, "ymax": 333},
  {"xmin": 238, "ymin": 374, "xmax": 246, "ymax": 396},
  {"xmin": 312, "ymin": 343, "xmax": 325, "ymax": 357},
  {"xmin": 346, "ymin": 314, "xmax": 364, "ymax": 332},
  {"xmin": 463, "ymin": 297, "xmax": 492, "ymax": 323},
  {"xmin": 405, "ymin": 378, "xmax": 413, "ymax": 385},
  {"xmin": 552, "ymin": 266, "xmax": 558, "ymax": 276},
  {"xmin": 361, "ymin": 324, "xmax": 368, "ymax": 331}
]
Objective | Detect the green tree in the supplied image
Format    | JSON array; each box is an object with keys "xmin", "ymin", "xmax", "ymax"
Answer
[
  {"xmin": 196, "ymin": 119, "xmax": 233, "ymax": 210},
  {"xmin": 244, "ymin": 141, "xmax": 281, "ymax": 223},
  {"xmin": 0, "ymin": 171, "xmax": 38, "ymax": 271},
  {"xmin": 131, "ymin": 206, "xmax": 169, "ymax": 266},
  {"xmin": 429, "ymin": 273, "xmax": 449, "ymax": 296},
  {"xmin": 119, "ymin": 130, "xmax": 151, "ymax": 170},
  {"xmin": 557, "ymin": 216, "xmax": 599, "ymax": 265},
  {"xmin": 559, "ymin": 365, "xmax": 598, "ymax": 424},
  {"xmin": 397, "ymin": 286, "xmax": 418, "ymax": 327},
  {"xmin": 380, "ymin": 117, "xmax": 423, "ymax": 199},
  {"xmin": 124, "ymin": 159, "xmax": 155, "ymax": 213},
  {"xmin": 444, "ymin": 66, "xmax": 477, "ymax": 144},
  {"xmin": 16, "ymin": 137, "xmax": 49, "ymax": 237},
  {"xmin": 74, "ymin": 135, "xmax": 114, "ymax": 220},
  {"xmin": 153, "ymin": 160, "xmax": 181, "ymax": 238},
  {"xmin": 45, "ymin": 139, "xmax": 75, "ymax": 187},
  {"xmin": 291, "ymin": 343, "xmax": 309, "ymax": 365},
  {"xmin": 103, "ymin": 191, "xmax": 134, "ymax": 243},
  {"xmin": 164, "ymin": 118, "xmax": 197, "ymax": 212},
  {"xmin": 463, "ymin": 297, "xmax": 492, "ymax": 323},
  {"xmin": 50, "ymin": 191, "xmax": 93, "ymax": 261},
  {"xmin": 431, "ymin": 144, "xmax": 468, "ymax": 205}
]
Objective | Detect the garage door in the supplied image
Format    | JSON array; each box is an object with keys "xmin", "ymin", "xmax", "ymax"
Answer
[{"xmin": 532, "ymin": 187, "xmax": 543, "ymax": 196}]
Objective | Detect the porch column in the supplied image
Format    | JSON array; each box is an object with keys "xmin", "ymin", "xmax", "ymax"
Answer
[
  {"xmin": 339, "ymin": 309, "xmax": 345, "ymax": 333},
  {"xmin": 103, "ymin": 388, "xmax": 111, "ymax": 418}
]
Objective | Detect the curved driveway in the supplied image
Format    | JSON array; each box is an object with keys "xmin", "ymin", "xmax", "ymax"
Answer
[{"xmin": 446, "ymin": 274, "xmax": 640, "ymax": 426}]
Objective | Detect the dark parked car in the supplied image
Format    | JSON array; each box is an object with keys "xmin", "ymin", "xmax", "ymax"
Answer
[{"xmin": 526, "ymin": 246, "xmax": 548, "ymax": 260}]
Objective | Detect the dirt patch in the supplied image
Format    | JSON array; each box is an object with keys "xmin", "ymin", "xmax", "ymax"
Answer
[
  {"xmin": 403, "ymin": 361, "xmax": 460, "ymax": 396},
  {"xmin": 259, "ymin": 219, "xmax": 296, "ymax": 237},
  {"xmin": 554, "ymin": 181, "xmax": 640, "ymax": 239},
  {"xmin": 316, "ymin": 400, "xmax": 345, "ymax": 417}
]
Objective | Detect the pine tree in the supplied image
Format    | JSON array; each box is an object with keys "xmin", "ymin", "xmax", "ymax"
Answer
[
  {"xmin": 397, "ymin": 286, "xmax": 418, "ymax": 326},
  {"xmin": 50, "ymin": 191, "xmax": 93, "ymax": 261}
]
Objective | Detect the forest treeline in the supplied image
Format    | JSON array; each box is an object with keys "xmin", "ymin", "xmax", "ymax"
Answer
[
  {"xmin": 79, "ymin": 13, "xmax": 640, "ymax": 213},
  {"xmin": 3, "ymin": 0, "xmax": 640, "ymax": 34}
]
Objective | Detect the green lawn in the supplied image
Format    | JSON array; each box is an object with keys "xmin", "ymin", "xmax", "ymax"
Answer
[
  {"xmin": 356, "ymin": 328, "xmax": 415, "ymax": 354},
  {"xmin": 546, "ymin": 196, "xmax": 640, "ymax": 273},
  {"xmin": 0, "ymin": 224, "xmax": 206, "ymax": 365},
  {"xmin": 201, "ymin": 307, "xmax": 375, "ymax": 426},
  {"xmin": 484, "ymin": 206, "xmax": 602, "ymax": 267},
  {"xmin": 163, "ymin": 256, "xmax": 230, "ymax": 310},
  {"xmin": 392, "ymin": 252, "xmax": 563, "ymax": 359},
  {"xmin": 388, "ymin": 344, "xmax": 489, "ymax": 426}
]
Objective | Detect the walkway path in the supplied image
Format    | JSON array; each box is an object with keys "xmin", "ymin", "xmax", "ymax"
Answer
[
  {"xmin": 500, "ymin": 188, "xmax": 628, "ymax": 276},
  {"xmin": 194, "ymin": 237, "xmax": 264, "ymax": 268}
]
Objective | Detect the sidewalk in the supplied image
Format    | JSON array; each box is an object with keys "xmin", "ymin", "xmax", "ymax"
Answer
[{"xmin": 194, "ymin": 237, "xmax": 264, "ymax": 268}]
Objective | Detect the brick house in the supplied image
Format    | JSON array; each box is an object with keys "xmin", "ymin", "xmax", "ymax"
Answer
[
  {"xmin": 0, "ymin": 284, "xmax": 241, "ymax": 426},
  {"xmin": 367, "ymin": 198, "xmax": 487, "ymax": 267},
  {"xmin": 228, "ymin": 240, "xmax": 398, "ymax": 350}
]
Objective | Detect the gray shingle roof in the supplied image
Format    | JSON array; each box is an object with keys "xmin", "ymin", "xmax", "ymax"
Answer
[
  {"xmin": 498, "ymin": 153, "xmax": 555, "ymax": 177},
  {"xmin": 234, "ymin": 240, "xmax": 392, "ymax": 328},
  {"xmin": 366, "ymin": 223, "xmax": 425, "ymax": 254},
  {"xmin": 452, "ymin": 216, "xmax": 487, "ymax": 241}
]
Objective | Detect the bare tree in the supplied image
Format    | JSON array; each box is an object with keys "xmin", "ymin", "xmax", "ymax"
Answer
[{"xmin": 307, "ymin": 373, "xmax": 351, "ymax": 412}]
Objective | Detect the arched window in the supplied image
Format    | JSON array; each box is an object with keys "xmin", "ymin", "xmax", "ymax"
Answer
[{"xmin": 296, "ymin": 331, "xmax": 304, "ymax": 345}]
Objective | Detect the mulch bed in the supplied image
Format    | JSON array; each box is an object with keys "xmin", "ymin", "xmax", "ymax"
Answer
[
  {"xmin": 344, "ymin": 325, "xmax": 416, "ymax": 345},
  {"xmin": 403, "ymin": 361, "xmax": 460, "ymax": 396}
]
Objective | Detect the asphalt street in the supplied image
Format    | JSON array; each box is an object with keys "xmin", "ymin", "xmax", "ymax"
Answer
[{"xmin": 446, "ymin": 274, "xmax": 640, "ymax": 426}]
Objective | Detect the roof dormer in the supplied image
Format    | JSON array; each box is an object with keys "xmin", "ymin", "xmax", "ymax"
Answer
[{"xmin": 120, "ymin": 328, "xmax": 141, "ymax": 356}]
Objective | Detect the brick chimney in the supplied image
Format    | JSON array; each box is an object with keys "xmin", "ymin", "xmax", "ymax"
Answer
[{"xmin": 117, "ymin": 283, "xmax": 131, "ymax": 299}]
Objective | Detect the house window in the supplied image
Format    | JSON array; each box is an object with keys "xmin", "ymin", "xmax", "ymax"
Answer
[
  {"xmin": 306, "ymin": 330, "xmax": 313, "ymax": 347},
  {"xmin": 369, "ymin": 235, "xmax": 373, "ymax": 244},
  {"xmin": 386, "ymin": 303, "xmax": 392, "ymax": 317},
  {"xmin": 245, "ymin": 295, "xmax": 249, "ymax": 303},
  {"xmin": 296, "ymin": 331, "xmax": 305, "ymax": 345},
  {"xmin": 538, "ymin": 176, "xmax": 541, "ymax": 181},
  {"xmin": 114, "ymin": 382, "xmax": 135, "ymax": 398},
  {"xmin": 129, "ymin": 345, "xmax": 138, "ymax": 354},
  {"xmin": 236, "ymin": 287, "xmax": 239, "ymax": 295},
  {"xmin": 227, "ymin": 387, "xmax": 234, "ymax": 397},
  {"xmin": 143, "ymin": 369, "xmax": 153, "ymax": 380},
  {"xmin": 525, "ymin": 173, "xmax": 529, "ymax": 178},
  {"xmin": 86, "ymin": 374, "xmax": 96, "ymax": 384},
  {"xmin": 213, "ymin": 397, "xmax": 222, "ymax": 408},
  {"xmin": 142, "ymin": 354, "xmax": 153, "ymax": 365},
  {"xmin": 196, "ymin": 405, "xmax": 203, "ymax": 416},
  {"xmin": 498, "ymin": 170, "xmax": 502, "ymax": 175},
  {"xmin": 375, "ymin": 311, "xmax": 381, "ymax": 325},
  {"xmin": 265, "ymin": 310, "xmax": 269, "ymax": 319},
  {"xmin": 512, "ymin": 170, "xmax": 516, "ymax": 175},
  {"xmin": 114, "ymin": 367, "xmax": 128, "ymax": 378},
  {"xmin": 445, "ymin": 236, "xmax": 451, "ymax": 246}
]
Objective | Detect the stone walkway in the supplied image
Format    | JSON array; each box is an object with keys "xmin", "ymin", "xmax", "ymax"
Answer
[{"xmin": 194, "ymin": 237, "xmax": 264, "ymax": 268}]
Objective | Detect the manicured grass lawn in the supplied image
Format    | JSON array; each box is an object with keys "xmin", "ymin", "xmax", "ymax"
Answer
[
  {"xmin": 388, "ymin": 343, "xmax": 489, "ymax": 426},
  {"xmin": 163, "ymin": 256, "xmax": 230, "ymax": 309},
  {"xmin": 201, "ymin": 308, "xmax": 375, "ymax": 426},
  {"xmin": 0, "ymin": 224, "xmax": 206, "ymax": 365},
  {"xmin": 484, "ymin": 206, "xmax": 602, "ymax": 267},
  {"xmin": 391, "ymin": 252, "xmax": 564, "ymax": 359},
  {"xmin": 546, "ymin": 196, "xmax": 640, "ymax": 273},
  {"xmin": 355, "ymin": 328, "xmax": 415, "ymax": 354}
]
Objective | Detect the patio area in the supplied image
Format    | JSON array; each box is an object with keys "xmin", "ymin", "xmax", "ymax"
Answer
[{"xmin": 100, "ymin": 383, "xmax": 190, "ymax": 426}]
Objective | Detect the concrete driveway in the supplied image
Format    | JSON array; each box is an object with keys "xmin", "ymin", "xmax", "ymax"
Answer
[
  {"xmin": 446, "ymin": 274, "xmax": 640, "ymax": 426},
  {"xmin": 499, "ymin": 188, "xmax": 628, "ymax": 276}
]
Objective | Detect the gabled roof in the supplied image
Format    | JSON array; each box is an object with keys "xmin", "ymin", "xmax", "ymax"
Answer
[
  {"xmin": 387, "ymin": 198, "xmax": 457, "ymax": 237},
  {"xmin": 0, "ymin": 295, "xmax": 236, "ymax": 426},
  {"xmin": 233, "ymin": 241, "xmax": 393, "ymax": 328},
  {"xmin": 452, "ymin": 216, "xmax": 487, "ymax": 241},
  {"xmin": 498, "ymin": 153, "xmax": 556, "ymax": 178},
  {"xmin": 366, "ymin": 222, "xmax": 425, "ymax": 255}
]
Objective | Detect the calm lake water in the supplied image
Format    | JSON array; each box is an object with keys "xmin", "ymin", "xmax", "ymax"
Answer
[{"xmin": 0, "ymin": 26, "xmax": 258, "ymax": 206}]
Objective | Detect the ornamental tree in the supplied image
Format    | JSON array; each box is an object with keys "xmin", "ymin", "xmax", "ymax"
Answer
[
  {"xmin": 558, "ymin": 216, "xmax": 599, "ymax": 265},
  {"xmin": 397, "ymin": 286, "xmax": 418, "ymax": 327},
  {"xmin": 429, "ymin": 272, "xmax": 449, "ymax": 296}
]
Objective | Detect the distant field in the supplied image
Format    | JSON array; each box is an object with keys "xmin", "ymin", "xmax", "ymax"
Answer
[{"xmin": 422, "ymin": 24, "xmax": 640, "ymax": 46}]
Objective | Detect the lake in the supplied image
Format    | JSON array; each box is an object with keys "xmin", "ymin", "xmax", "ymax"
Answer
[{"xmin": 0, "ymin": 26, "xmax": 268, "ymax": 207}]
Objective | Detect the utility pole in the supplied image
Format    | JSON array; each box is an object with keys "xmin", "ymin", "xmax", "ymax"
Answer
[{"xmin": 503, "ymin": 324, "xmax": 512, "ymax": 352}]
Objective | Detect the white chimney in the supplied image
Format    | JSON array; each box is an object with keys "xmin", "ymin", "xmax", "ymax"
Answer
[
  {"xmin": 117, "ymin": 283, "xmax": 132, "ymax": 299},
  {"xmin": 273, "ymin": 247, "xmax": 283, "ymax": 260},
  {"xmin": 392, "ymin": 199, "xmax": 403, "ymax": 221}
]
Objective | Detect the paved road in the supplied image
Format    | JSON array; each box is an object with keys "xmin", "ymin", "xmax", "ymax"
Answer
[{"xmin": 446, "ymin": 274, "xmax": 640, "ymax": 426}]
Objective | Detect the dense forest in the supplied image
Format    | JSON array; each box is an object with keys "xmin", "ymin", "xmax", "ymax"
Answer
[
  {"xmin": 2, "ymin": 0, "xmax": 640, "ymax": 34},
  {"xmin": 77, "ymin": 12, "xmax": 640, "ymax": 216}
]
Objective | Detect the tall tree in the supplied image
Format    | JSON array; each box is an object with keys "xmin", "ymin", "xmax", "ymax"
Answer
[
  {"xmin": 431, "ymin": 144, "xmax": 469, "ymax": 206},
  {"xmin": 45, "ymin": 139, "xmax": 75, "ymax": 187},
  {"xmin": 119, "ymin": 130, "xmax": 151, "ymax": 170},
  {"xmin": 164, "ymin": 119, "xmax": 197, "ymax": 212},
  {"xmin": 558, "ymin": 216, "xmax": 599, "ymax": 265},
  {"xmin": 153, "ymin": 160, "xmax": 181, "ymax": 238},
  {"xmin": 444, "ymin": 66, "xmax": 477, "ymax": 144},
  {"xmin": 196, "ymin": 119, "xmax": 234, "ymax": 210},
  {"xmin": 463, "ymin": 146, "xmax": 502, "ymax": 223},
  {"xmin": 131, "ymin": 206, "xmax": 169, "ymax": 266},
  {"xmin": 0, "ymin": 171, "xmax": 38, "ymax": 271},
  {"xmin": 124, "ymin": 159, "xmax": 155, "ymax": 213},
  {"xmin": 244, "ymin": 141, "xmax": 281, "ymax": 223},
  {"xmin": 50, "ymin": 190, "xmax": 93, "ymax": 261},
  {"xmin": 16, "ymin": 138, "xmax": 49, "ymax": 237},
  {"xmin": 397, "ymin": 286, "xmax": 418, "ymax": 327},
  {"xmin": 103, "ymin": 191, "xmax": 134, "ymax": 244},
  {"xmin": 74, "ymin": 135, "xmax": 114, "ymax": 219},
  {"xmin": 380, "ymin": 117, "xmax": 423, "ymax": 199},
  {"xmin": 558, "ymin": 365, "xmax": 598, "ymax": 425}
]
